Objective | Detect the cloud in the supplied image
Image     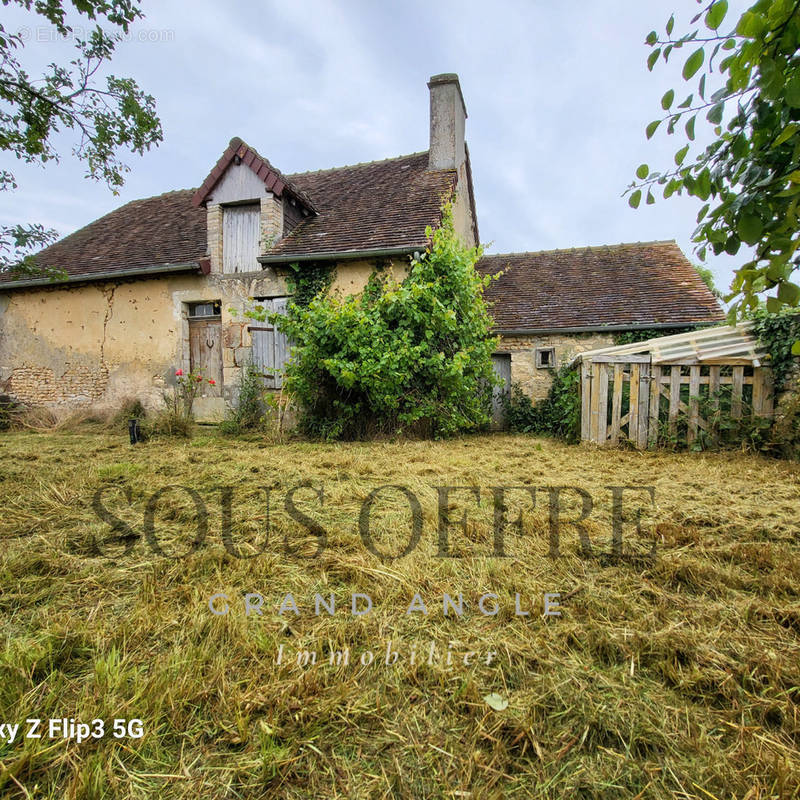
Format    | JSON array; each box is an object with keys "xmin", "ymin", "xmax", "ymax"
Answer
[{"xmin": 0, "ymin": 0, "xmax": 754, "ymax": 296}]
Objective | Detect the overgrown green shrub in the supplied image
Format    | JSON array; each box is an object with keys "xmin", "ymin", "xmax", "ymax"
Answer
[
  {"xmin": 505, "ymin": 365, "xmax": 581, "ymax": 443},
  {"xmin": 219, "ymin": 362, "xmax": 267, "ymax": 435},
  {"xmin": 255, "ymin": 205, "xmax": 499, "ymax": 440},
  {"xmin": 0, "ymin": 394, "xmax": 18, "ymax": 431},
  {"xmin": 142, "ymin": 410, "xmax": 193, "ymax": 438}
]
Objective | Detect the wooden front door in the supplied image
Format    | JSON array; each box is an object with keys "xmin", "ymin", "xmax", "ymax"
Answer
[
  {"xmin": 189, "ymin": 318, "xmax": 223, "ymax": 397},
  {"xmin": 490, "ymin": 354, "xmax": 511, "ymax": 430}
]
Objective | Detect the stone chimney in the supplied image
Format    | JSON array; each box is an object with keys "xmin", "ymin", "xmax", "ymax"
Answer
[{"xmin": 428, "ymin": 73, "xmax": 467, "ymax": 171}]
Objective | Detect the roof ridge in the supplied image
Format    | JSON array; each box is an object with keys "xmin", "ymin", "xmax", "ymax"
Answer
[
  {"xmin": 287, "ymin": 150, "xmax": 429, "ymax": 178},
  {"xmin": 480, "ymin": 240, "xmax": 679, "ymax": 259}
]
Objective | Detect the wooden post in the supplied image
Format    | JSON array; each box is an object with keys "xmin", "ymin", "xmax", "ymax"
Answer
[
  {"xmin": 590, "ymin": 362, "xmax": 602, "ymax": 443},
  {"xmin": 580, "ymin": 361, "xmax": 592, "ymax": 442},
  {"xmin": 732, "ymin": 366, "xmax": 744, "ymax": 419},
  {"xmin": 637, "ymin": 363, "xmax": 650, "ymax": 449},
  {"xmin": 648, "ymin": 365, "xmax": 661, "ymax": 448},
  {"xmin": 595, "ymin": 364, "xmax": 609, "ymax": 444},
  {"xmin": 629, "ymin": 362, "xmax": 640, "ymax": 446},
  {"xmin": 669, "ymin": 366, "xmax": 681, "ymax": 438},
  {"xmin": 752, "ymin": 367, "xmax": 764, "ymax": 416},
  {"xmin": 688, "ymin": 365, "xmax": 700, "ymax": 445},
  {"xmin": 709, "ymin": 366, "xmax": 721, "ymax": 409},
  {"xmin": 609, "ymin": 364, "xmax": 623, "ymax": 445}
]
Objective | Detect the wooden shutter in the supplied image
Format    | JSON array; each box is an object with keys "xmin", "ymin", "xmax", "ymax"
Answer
[
  {"xmin": 223, "ymin": 204, "xmax": 260, "ymax": 273},
  {"xmin": 250, "ymin": 298, "xmax": 290, "ymax": 388}
]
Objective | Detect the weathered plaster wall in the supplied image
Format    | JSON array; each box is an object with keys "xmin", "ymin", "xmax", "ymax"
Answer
[
  {"xmin": 498, "ymin": 331, "xmax": 616, "ymax": 401},
  {"xmin": 328, "ymin": 258, "xmax": 409, "ymax": 296},
  {"xmin": 0, "ymin": 268, "xmax": 292, "ymax": 420}
]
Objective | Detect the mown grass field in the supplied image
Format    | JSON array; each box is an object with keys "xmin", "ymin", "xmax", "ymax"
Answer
[{"xmin": 1, "ymin": 429, "xmax": 799, "ymax": 799}]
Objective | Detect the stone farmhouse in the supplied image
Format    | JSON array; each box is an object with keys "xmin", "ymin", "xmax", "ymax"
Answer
[{"xmin": 0, "ymin": 74, "xmax": 724, "ymax": 422}]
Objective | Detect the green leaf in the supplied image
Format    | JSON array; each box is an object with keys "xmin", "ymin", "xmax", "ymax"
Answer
[
  {"xmin": 777, "ymin": 281, "xmax": 800, "ymax": 306},
  {"xmin": 685, "ymin": 115, "xmax": 696, "ymax": 141},
  {"xmin": 683, "ymin": 48, "xmax": 705, "ymax": 80},
  {"xmin": 773, "ymin": 123, "xmax": 799, "ymax": 147},
  {"xmin": 737, "ymin": 11, "xmax": 766, "ymax": 38},
  {"xmin": 483, "ymin": 693, "xmax": 509, "ymax": 712},
  {"xmin": 661, "ymin": 88, "xmax": 675, "ymax": 110},
  {"xmin": 645, "ymin": 30, "xmax": 658, "ymax": 45},
  {"xmin": 722, "ymin": 38, "xmax": 735, "ymax": 50},
  {"xmin": 646, "ymin": 119, "xmax": 661, "ymax": 139},
  {"xmin": 674, "ymin": 144, "xmax": 690, "ymax": 166},
  {"xmin": 698, "ymin": 74, "xmax": 706, "ymax": 99},
  {"xmin": 647, "ymin": 48, "xmax": 661, "ymax": 71},
  {"xmin": 791, "ymin": 340, "xmax": 800, "ymax": 356},
  {"xmin": 707, "ymin": 102, "xmax": 724, "ymax": 124},
  {"xmin": 697, "ymin": 203, "xmax": 710, "ymax": 222},
  {"xmin": 636, "ymin": 164, "xmax": 649, "ymax": 179},
  {"xmin": 678, "ymin": 93, "xmax": 693, "ymax": 108},
  {"xmin": 628, "ymin": 189, "xmax": 642, "ymax": 209},
  {"xmin": 786, "ymin": 72, "xmax": 800, "ymax": 108},
  {"xmin": 666, "ymin": 15, "xmax": 675, "ymax": 35},
  {"xmin": 705, "ymin": 0, "xmax": 728, "ymax": 30},
  {"xmin": 646, "ymin": 190, "xmax": 655, "ymax": 205},
  {"xmin": 737, "ymin": 213, "xmax": 763, "ymax": 245}
]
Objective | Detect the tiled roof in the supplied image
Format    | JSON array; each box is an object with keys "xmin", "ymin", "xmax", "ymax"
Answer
[
  {"xmin": 477, "ymin": 241, "xmax": 725, "ymax": 331},
  {"xmin": 6, "ymin": 151, "xmax": 454, "ymax": 284},
  {"xmin": 266, "ymin": 152, "xmax": 456, "ymax": 258},
  {"xmin": 192, "ymin": 137, "xmax": 316, "ymax": 211},
  {"xmin": 4, "ymin": 189, "xmax": 208, "ymax": 281}
]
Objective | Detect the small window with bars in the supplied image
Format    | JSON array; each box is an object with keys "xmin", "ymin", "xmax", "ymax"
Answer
[
  {"xmin": 187, "ymin": 301, "xmax": 221, "ymax": 319},
  {"xmin": 536, "ymin": 347, "xmax": 556, "ymax": 369}
]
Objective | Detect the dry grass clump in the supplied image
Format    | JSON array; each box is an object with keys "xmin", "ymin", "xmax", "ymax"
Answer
[{"xmin": 0, "ymin": 431, "xmax": 799, "ymax": 798}]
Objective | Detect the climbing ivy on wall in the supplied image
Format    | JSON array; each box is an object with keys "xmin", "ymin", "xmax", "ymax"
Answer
[
  {"xmin": 612, "ymin": 326, "xmax": 696, "ymax": 346},
  {"xmin": 254, "ymin": 204, "xmax": 499, "ymax": 440},
  {"xmin": 750, "ymin": 308, "xmax": 800, "ymax": 387},
  {"xmin": 284, "ymin": 261, "xmax": 336, "ymax": 308}
]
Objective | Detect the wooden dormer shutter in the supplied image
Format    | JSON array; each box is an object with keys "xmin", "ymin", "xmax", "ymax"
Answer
[{"xmin": 223, "ymin": 203, "xmax": 260, "ymax": 273}]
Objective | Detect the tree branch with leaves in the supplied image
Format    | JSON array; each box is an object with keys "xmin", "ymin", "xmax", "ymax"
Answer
[
  {"xmin": 0, "ymin": 0, "xmax": 162, "ymax": 277},
  {"xmin": 627, "ymin": 0, "xmax": 800, "ymax": 334}
]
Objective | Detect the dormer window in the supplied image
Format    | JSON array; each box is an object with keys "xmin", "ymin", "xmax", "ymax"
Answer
[{"xmin": 222, "ymin": 202, "xmax": 260, "ymax": 273}]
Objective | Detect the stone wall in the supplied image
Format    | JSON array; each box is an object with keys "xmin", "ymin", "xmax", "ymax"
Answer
[{"xmin": 498, "ymin": 331, "xmax": 616, "ymax": 401}]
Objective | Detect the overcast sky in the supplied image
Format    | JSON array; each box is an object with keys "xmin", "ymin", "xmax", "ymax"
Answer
[{"xmin": 0, "ymin": 0, "xmax": 753, "ymax": 296}]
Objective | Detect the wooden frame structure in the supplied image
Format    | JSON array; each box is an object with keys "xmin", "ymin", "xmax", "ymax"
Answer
[{"xmin": 574, "ymin": 324, "xmax": 774, "ymax": 448}]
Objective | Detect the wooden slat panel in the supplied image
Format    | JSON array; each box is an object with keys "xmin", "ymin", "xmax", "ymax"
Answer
[
  {"xmin": 629, "ymin": 363, "xmax": 640, "ymax": 446},
  {"xmin": 272, "ymin": 297, "xmax": 289, "ymax": 389},
  {"xmin": 669, "ymin": 366, "xmax": 681, "ymax": 437},
  {"xmin": 648, "ymin": 365, "xmax": 661, "ymax": 448},
  {"xmin": 636, "ymin": 363, "xmax": 650, "ymax": 449},
  {"xmin": 752, "ymin": 367, "xmax": 764, "ymax": 416},
  {"xmin": 590, "ymin": 362, "xmax": 602, "ymax": 443},
  {"xmin": 580, "ymin": 362, "xmax": 592, "ymax": 442},
  {"xmin": 709, "ymin": 366, "xmax": 720, "ymax": 410},
  {"xmin": 223, "ymin": 204, "xmax": 260, "ymax": 273},
  {"xmin": 761, "ymin": 368, "xmax": 774, "ymax": 417},
  {"xmin": 731, "ymin": 366, "xmax": 744, "ymax": 419},
  {"xmin": 609, "ymin": 364, "xmax": 623, "ymax": 444},
  {"xmin": 596, "ymin": 364, "xmax": 609, "ymax": 444},
  {"xmin": 687, "ymin": 365, "xmax": 700, "ymax": 445}
]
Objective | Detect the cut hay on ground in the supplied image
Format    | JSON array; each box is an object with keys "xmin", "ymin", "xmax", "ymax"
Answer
[{"xmin": 0, "ymin": 431, "xmax": 799, "ymax": 798}]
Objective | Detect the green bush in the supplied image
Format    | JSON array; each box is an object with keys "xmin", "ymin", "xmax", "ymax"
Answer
[
  {"xmin": 219, "ymin": 362, "xmax": 267, "ymax": 435},
  {"xmin": 505, "ymin": 366, "xmax": 581, "ymax": 443},
  {"xmin": 0, "ymin": 394, "xmax": 18, "ymax": 431},
  {"xmin": 142, "ymin": 409, "xmax": 193, "ymax": 439},
  {"xmin": 257, "ymin": 205, "xmax": 499, "ymax": 440}
]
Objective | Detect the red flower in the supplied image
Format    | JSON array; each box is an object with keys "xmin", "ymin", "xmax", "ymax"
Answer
[
  {"xmin": 208, "ymin": 379, "xmax": 216, "ymax": 385},
  {"xmin": 175, "ymin": 369, "xmax": 184, "ymax": 377},
  {"xmin": 195, "ymin": 375, "xmax": 202, "ymax": 382}
]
